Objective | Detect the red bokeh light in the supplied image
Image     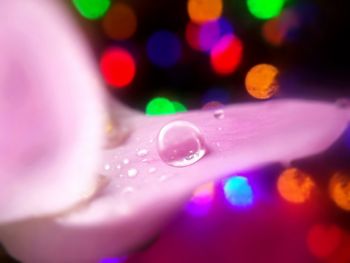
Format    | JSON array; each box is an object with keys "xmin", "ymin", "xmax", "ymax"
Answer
[
  {"xmin": 210, "ymin": 34, "xmax": 243, "ymax": 75},
  {"xmin": 100, "ymin": 47, "xmax": 136, "ymax": 88},
  {"xmin": 306, "ymin": 224, "xmax": 344, "ymax": 259}
]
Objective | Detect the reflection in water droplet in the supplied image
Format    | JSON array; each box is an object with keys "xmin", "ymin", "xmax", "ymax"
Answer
[
  {"xmin": 116, "ymin": 164, "xmax": 122, "ymax": 169},
  {"xmin": 137, "ymin": 149, "xmax": 149, "ymax": 157},
  {"xmin": 157, "ymin": 120, "xmax": 207, "ymax": 167},
  {"xmin": 213, "ymin": 109, "xmax": 224, "ymax": 119},
  {"xmin": 121, "ymin": 186, "xmax": 134, "ymax": 197},
  {"xmin": 123, "ymin": 158, "xmax": 129, "ymax": 165},
  {"xmin": 148, "ymin": 167, "xmax": 156, "ymax": 173},
  {"xmin": 127, "ymin": 168, "xmax": 138, "ymax": 177}
]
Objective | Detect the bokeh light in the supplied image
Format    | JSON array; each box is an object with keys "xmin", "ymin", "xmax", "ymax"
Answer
[
  {"xmin": 187, "ymin": 182, "xmax": 215, "ymax": 216},
  {"xmin": 102, "ymin": 3, "xmax": 137, "ymax": 40},
  {"xmin": 210, "ymin": 34, "xmax": 243, "ymax": 75},
  {"xmin": 73, "ymin": 0, "xmax": 111, "ymax": 20},
  {"xmin": 185, "ymin": 22, "xmax": 202, "ymax": 51},
  {"xmin": 307, "ymin": 224, "xmax": 344, "ymax": 259},
  {"xmin": 277, "ymin": 168, "xmax": 315, "ymax": 204},
  {"xmin": 329, "ymin": 171, "xmax": 350, "ymax": 211},
  {"xmin": 172, "ymin": 101, "xmax": 188, "ymax": 113},
  {"xmin": 198, "ymin": 18, "xmax": 233, "ymax": 52},
  {"xmin": 187, "ymin": 0, "xmax": 223, "ymax": 23},
  {"xmin": 147, "ymin": 31, "xmax": 182, "ymax": 68},
  {"xmin": 100, "ymin": 48, "xmax": 136, "ymax": 88},
  {"xmin": 262, "ymin": 9, "xmax": 300, "ymax": 46},
  {"xmin": 146, "ymin": 97, "xmax": 176, "ymax": 116},
  {"xmin": 245, "ymin": 64, "xmax": 279, "ymax": 99},
  {"xmin": 202, "ymin": 86, "xmax": 230, "ymax": 104},
  {"xmin": 223, "ymin": 176, "xmax": 254, "ymax": 207},
  {"xmin": 202, "ymin": 101, "xmax": 224, "ymax": 111},
  {"xmin": 247, "ymin": 0, "xmax": 285, "ymax": 20}
]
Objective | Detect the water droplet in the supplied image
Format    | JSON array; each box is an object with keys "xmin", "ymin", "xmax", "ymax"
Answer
[
  {"xmin": 213, "ymin": 109, "xmax": 224, "ymax": 119},
  {"xmin": 141, "ymin": 158, "xmax": 149, "ymax": 163},
  {"xmin": 123, "ymin": 158, "xmax": 129, "ymax": 165},
  {"xmin": 104, "ymin": 164, "xmax": 111, "ymax": 171},
  {"xmin": 148, "ymin": 167, "xmax": 156, "ymax": 173},
  {"xmin": 116, "ymin": 164, "xmax": 122, "ymax": 169},
  {"xmin": 218, "ymin": 127, "xmax": 223, "ymax": 131},
  {"xmin": 137, "ymin": 149, "xmax": 149, "ymax": 157},
  {"xmin": 121, "ymin": 186, "xmax": 134, "ymax": 197},
  {"xmin": 157, "ymin": 120, "xmax": 207, "ymax": 167},
  {"xmin": 127, "ymin": 168, "xmax": 138, "ymax": 177}
]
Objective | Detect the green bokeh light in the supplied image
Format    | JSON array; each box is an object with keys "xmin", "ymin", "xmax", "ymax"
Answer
[
  {"xmin": 146, "ymin": 97, "xmax": 176, "ymax": 116},
  {"xmin": 72, "ymin": 0, "xmax": 111, "ymax": 20},
  {"xmin": 247, "ymin": 0, "xmax": 285, "ymax": 19},
  {"xmin": 172, "ymin": 101, "xmax": 188, "ymax": 113}
]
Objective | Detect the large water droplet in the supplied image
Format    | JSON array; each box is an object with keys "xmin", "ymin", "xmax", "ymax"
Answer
[
  {"xmin": 157, "ymin": 120, "xmax": 207, "ymax": 167},
  {"xmin": 127, "ymin": 168, "xmax": 138, "ymax": 177}
]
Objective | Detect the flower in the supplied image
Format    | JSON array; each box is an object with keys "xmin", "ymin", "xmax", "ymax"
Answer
[{"xmin": 0, "ymin": 1, "xmax": 349, "ymax": 262}]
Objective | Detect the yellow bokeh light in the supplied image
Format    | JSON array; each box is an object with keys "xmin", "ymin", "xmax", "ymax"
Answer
[
  {"xmin": 245, "ymin": 64, "xmax": 279, "ymax": 99},
  {"xmin": 329, "ymin": 171, "xmax": 350, "ymax": 211},
  {"xmin": 187, "ymin": 0, "xmax": 223, "ymax": 23},
  {"xmin": 277, "ymin": 168, "xmax": 316, "ymax": 204}
]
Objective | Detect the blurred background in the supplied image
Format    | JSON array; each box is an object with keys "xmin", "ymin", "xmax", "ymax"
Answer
[
  {"xmin": 67, "ymin": 0, "xmax": 350, "ymax": 111},
  {"xmin": 2, "ymin": 0, "xmax": 350, "ymax": 262}
]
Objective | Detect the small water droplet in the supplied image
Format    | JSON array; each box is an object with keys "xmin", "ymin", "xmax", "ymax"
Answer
[
  {"xmin": 149, "ymin": 138, "xmax": 154, "ymax": 143},
  {"xmin": 121, "ymin": 186, "xmax": 134, "ymax": 196},
  {"xmin": 148, "ymin": 167, "xmax": 156, "ymax": 173},
  {"xmin": 137, "ymin": 149, "xmax": 149, "ymax": 157},
  {"xmin": 104, "ymin": 164, "xmax": 111, "ymax": 171},
  {"xmin": 213, "ymin": 109, "xmax": 224, "ymax": 119},
  {"xmin": 216, "ymin": 142, "xmax": 221, "ymax": 147},
  {"xmin": 218, "ymin": 127, "xmax": 223, "ymax": 131},
  {"xmin": 141, "ymin": 158, "xmax": 149, "ymax": 163},
  {"xmin": 123, "ymin": 158, "xmax": 129, "ymax": 165},
  {"xmin": 159, "ymin": 175, "xmax": 168, "ymax": 182},
  {"xmin": 116, "ymin": 164, "xmax": 122, "ymax": 169},
  {"xmin": 157, "ymin": 120, "xmax": 207, "ymax": 167},
  {"xmin": 127, "ymin": 168, "xmax": 138, "ymax": 177}
]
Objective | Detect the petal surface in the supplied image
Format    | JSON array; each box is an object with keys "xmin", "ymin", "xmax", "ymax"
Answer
[{"xmin": 1, "ymin": 99, "xmax": 349, "ymax": 262}]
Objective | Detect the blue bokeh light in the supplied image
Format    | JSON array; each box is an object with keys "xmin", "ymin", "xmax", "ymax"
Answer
[
  {"xmin": 199, "ymin": 17, "xmax": 233, "ymax": 52},
  {"xmin": 202, "ymin": 86, "xmax": 231, "ymax": 104},
  {"xmin": 147, "ymin": 30, "xmax": 181, "ymax": 68},
  {"xmin": 223, "ymin": 176, "xmax": 254, "ymax": 207}
]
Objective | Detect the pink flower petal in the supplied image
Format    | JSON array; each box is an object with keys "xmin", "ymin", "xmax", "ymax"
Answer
[
  {"xmin": 1, "ymin": 99, "xmax": 349, "ymax": 262},
  {"xmin": 0, "ymin": 0, "xmax": 105, "ymax": 223}
]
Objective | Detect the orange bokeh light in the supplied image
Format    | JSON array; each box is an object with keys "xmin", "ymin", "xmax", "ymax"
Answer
[
  {"xmin": 329, "ymin": 171, "xmax": 350, "ymax": 211},
  {"xmin": 245, "ymin": 64, "xmax": 279, "ymax": 99},
  {"xmin": 277, "ymin": 168, "xmax": 316, "ymax": 204},
  {"xmin": 102, "ymin": 3, "xmax": 137, "ymax": 40},
  {"xmin": 187, "ymin": 0, "xmax": 223, "ymax": 23}
]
